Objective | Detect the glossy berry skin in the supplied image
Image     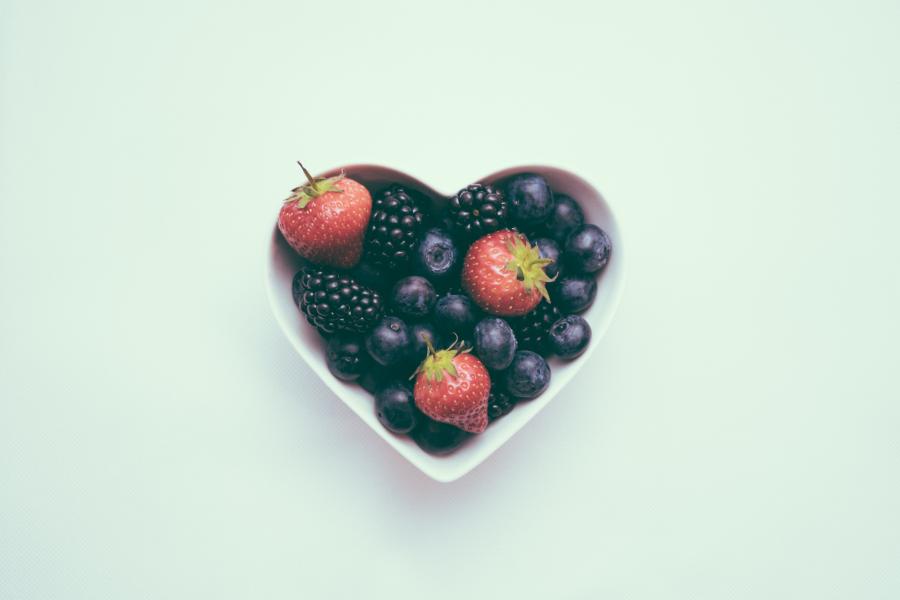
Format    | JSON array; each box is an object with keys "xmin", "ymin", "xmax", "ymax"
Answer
[
  {"xmin": 434, "ymin": 293, "xmax": 479, "ymax": 336},
  {"xmin": 504, "ymin": 173, "xmax": 555, "ymax": 228},
  {"xmin": 279, "ymin": 174, "xmax": 372, "ymax": 269},
  {"xmin": 375, "ymin": 383, "xmax": 419, "ymax": 434},
  {"xmin": 325, "ymin": 334, "xmax": 370, "ymax": 381},
  {"xmin": 462, "ymin": 230, "xmax": 553, "ymax": 317},
  {"xmin": 448, "ymin": 183, "xmax": 508, "ymax": 239},
  {"xmin": 505, "ymin": 351, "xmax": 551, "ymax": 399},
  {"xmin": 555, "ymin": 275, "xmax": 597, "ymax": 313},
  {"xmin": 564, "ymin": 224, "xmax": 612, "ymax": 273},
  {"xmin": 365, "ymin": 316, "xmax": 413, "ymax": 367},
  {"xmin": 543, "ymin": 194, "xmax": 584, "ymax": 244},
  {"xmin": 548, "ymin": 315, "xmax": 592, "ymax": 359},
  {"xmin": 391, "ymin": 276, "xmax": 437, "ymax": 319},
  {"xmin": 364, "ymin": 186, "xmax": 425, "ymax": 271},
  {"xmin": 414, "ymin": 352, "xmax": 490, "ymax": 433},
  {"xmin": 297, "ymin": 267, "xmax": 384, "ymax": 336},
  {"xmin": 411, "ymin": 417, "xmax": 470, "ymax": 455},
  {"xmin": 487, "ymin": 387, "xmax": 517, "ymax": 421},
  {"xmin": 473, "ymin": 317, "xmax": 517, "ymax": 371},
  {"xmin": 533, "ymin": 237, "xmax": 561, "ymax": 279},
  {"xmin": 413, "ymin": 227, "xmax": 460, "ymax": 286}
]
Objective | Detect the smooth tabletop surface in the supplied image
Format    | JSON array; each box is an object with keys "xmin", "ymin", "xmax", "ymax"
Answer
[{"xmin": 1, "ymin": 1, "xmax": 898, "ymax": 598}]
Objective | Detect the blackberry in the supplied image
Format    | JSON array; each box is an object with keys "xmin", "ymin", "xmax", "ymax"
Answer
[
  {"xmin": 488, "ymin": 387, "xmax": 517, "ymax": 421},
  {"xmin": 510, "ymin": 301, "xmax": 561, "ymax": 353},
  {"xmin": 364, "ymin": 186, "xmax": 424, "ymax": 271},
  {"xmin": 448, "ymin": 183, "xmax": 507, "ymax": 239},
  {"xmin": 297, "ymin": 267, "xmax": 384, "ymax": 336}
]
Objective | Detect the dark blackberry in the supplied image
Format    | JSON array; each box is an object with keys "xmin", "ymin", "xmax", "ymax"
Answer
[
  {"xmin": 297, "ymin": 267, "xmax": 384, "ymax": 336},
  {"xmin": 488, "ymin": 387, "xmax": 517, "ymax": 421},
  {"xmin": 364, "ymin": 186, "xmax": 424, "ymax": 271},
  {"xmin": 448, "ymin": 183, "xmax": 507, "ymax": 239},
  {"xmin": 509, "ymin": 301, "xmax": 561, "ymax": 353}
]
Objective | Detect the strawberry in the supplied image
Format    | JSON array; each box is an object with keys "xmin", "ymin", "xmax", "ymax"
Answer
[
  {"xmin": 278, "ymin": 163, "xmax": 372, "ymax": 269},
  {"xmin": 413, "ymin": 340, "xmax": 490, "ymax": 434},
  {"xmin": 461, "ymin": 229, "xmax": 554, "ymax": 317}
]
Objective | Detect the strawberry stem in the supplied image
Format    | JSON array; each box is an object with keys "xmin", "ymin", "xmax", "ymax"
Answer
[
  {"xmin": 298, "ymin": 161, "xmax": 318, "ymax": 192},
  {"xmin": 283, "ymin": 162, "xmax": 346, "ymax": 209},
  {"xmin": 415, "ymin": 340, "xmax": 460, "ymax": 383},
  {"xmin": 503, "ymin": 235, "xmax": 557, "ymax": 303}
]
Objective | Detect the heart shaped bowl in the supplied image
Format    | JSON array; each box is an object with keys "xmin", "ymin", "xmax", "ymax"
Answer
[{"xmin": 266, "ymin": 165, "xmax": 626, "ymax": 482}]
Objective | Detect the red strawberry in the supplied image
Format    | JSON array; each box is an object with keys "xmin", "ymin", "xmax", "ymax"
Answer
[
  {"xmin": 413, "ymin": 340, "xmax": 490, "ymax": 434},
  {"xmin": 461, "ymin": 229, "xmax": 555, "ymax": 317},
  {"xmin": 278, "ymin": 163, "xmax": 372, "ymax": 269}
]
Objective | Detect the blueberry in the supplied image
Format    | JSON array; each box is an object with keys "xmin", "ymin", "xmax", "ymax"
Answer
[
  {"xmin": 365, "ymin": 316, "xmax": 413, "ymax": 367},
  {"xmin": 504, "ymin": 351, "xmax": 551, "ymax": 399},
  {"xmin": 374, "ymin": 383, "xmax": 418, "ymax": 434},
  {"xmin": 391, "ymin": 276, "xmax": 436, "ymax": 319},
  {"xmin": 473, "ymin": 317, "xmax": 517, "ymax": 370},
  {"xmin": 413, "ymin": 227, "xmax": 460, "ymax": 286},
  {"xmin": 544, "ymin": 194, "xmax": 584, "ymax": 243},
  {"xmin": 555, "ymin": 275, "xmax": 597, "ymax": 313},
  {"xmin": 532, "ymin": 237, "xmax": 561, "ymax": 279},
  {"xmin": 325, "ymin": 333, "xmax": 370, "ymax": 381},
  {"xmin": 564, "ymin": 224, "xmax": 611, "ymax": 273},
  {"xmin": 434, "ymin": 293, "xmax": 479, "ymax": 336},
  {"xmin": 548, "ymin": 315, "xmax": 591, "ymax": 359},
  {"xmin": 359, "ymin": 365, "xmax": 392, "ymax": 394},
  {"xmin": 411, "ymin": 416, "xmax": 470, "ymax": 455},
  {"xmin": 409, "ymin": 322, "xmax": 441, "ymax": 364},
  {"xmin": 504, "ymin": 173, "xmax": 555, "ymax": 227}
]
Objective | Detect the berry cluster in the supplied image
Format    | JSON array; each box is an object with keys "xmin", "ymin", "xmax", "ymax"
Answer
[{"xmin": 278, "ymin": 169, "xmax": 612, "ymax": 455}]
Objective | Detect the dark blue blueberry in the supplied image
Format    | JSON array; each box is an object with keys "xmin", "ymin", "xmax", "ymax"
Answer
[
  {"xmin": 325, "ymin": 333, "xmax": 370, "ymax": 381},
  {"xmin": 548, "ymin": 315, "xmax": 592, "ymax": 359},
  {"xmin": 409, "ymin": 322, "xmax": 442, "ymax": 364},
  {"xmin": 359, "ymin": 365, "xmax": 392, "ymax": 394},
  {"xmin": 434, "ymin": 293, "xmax": 479, "ymax": 336},
  {"xmin": 411, "ymin": 416, "xmax": 470, "ymax": 455},
  {"xmin": 374, "ymin": 382, "xmax": 419, "ymax": 434},
  {"xmin": 555, "ymin": 275, "xmax": 597, "ymax": 313},
  {"xmin": 365, "ymin": 316, "xmax": 413, "ymax": 367},
  {"xmin": 533, "ymin": 237, "xmax": 561, "ymax": 279},
  {"xmin": 413, "ymin": 227, "xmax": 460, "ymax": 286},
  {"xmin": 544, "ymin": 194, "xmax": 584, "ymax": 244},
  {"xmin": 504, "ymin": 173, "xmax": 555, "ymax": 228},
  {"xmin": 473, "ymin": 317, "xmax": 517, "ymax": 371},
  {"xmin": 391, "ymin": 276, "xmax": 436, "ymax": 319},
  {"xmin": 564, "ymin": 224, "xmax": 611, "ymax": 273},
  {"xmin": 504, "ymin": 351, "xmax": 551, "ymax": 399}
]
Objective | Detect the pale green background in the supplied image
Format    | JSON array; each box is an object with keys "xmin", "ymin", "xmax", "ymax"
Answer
[{"xmin": 1, "ymin": 0, "xmax": 898, "ymax": 598}]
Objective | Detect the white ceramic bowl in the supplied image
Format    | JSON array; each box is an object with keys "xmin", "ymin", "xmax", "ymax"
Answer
[{"xmin": 266, "ymin": 165, "xmax": 625, "ymax": 482}]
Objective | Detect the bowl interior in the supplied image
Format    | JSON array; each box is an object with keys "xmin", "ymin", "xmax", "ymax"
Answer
[{"xmin": 266, "ymin": 164, "xmax": 625, "ymax": 482}]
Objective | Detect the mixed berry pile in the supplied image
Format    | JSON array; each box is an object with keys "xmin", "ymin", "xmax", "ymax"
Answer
[{"xmin": 278, "ymin": 165, "xmax": 612, "ymax": 455}]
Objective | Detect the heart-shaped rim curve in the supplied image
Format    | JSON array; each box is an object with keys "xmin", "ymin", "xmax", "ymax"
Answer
[{"xmin": 266, "ymin": 164, "xmax": 626, "ymax": 482}]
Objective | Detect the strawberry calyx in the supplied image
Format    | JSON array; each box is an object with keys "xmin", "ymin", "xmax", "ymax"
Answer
[
  {"xmin": 414, "ymin": 337, "xmax": 469, "ymax": 383},
  {"xmin": 504, "ymin": 235, "xmax": 556, "ymax": 303},
  {"xmin": 283, "ymin": 161, "xmax": 345, "ymax": 208}
]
